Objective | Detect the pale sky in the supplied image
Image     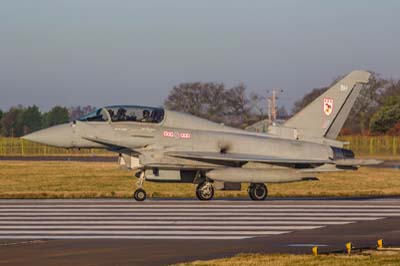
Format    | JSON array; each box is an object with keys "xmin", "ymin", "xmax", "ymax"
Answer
[{"xmin": 1, "ymin": 0, "xmax": 400, "ymax": 111}]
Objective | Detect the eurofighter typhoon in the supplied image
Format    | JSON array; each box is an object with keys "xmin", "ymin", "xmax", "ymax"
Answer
[{"xmin": 23, "ymin": 70, "xmax": 381, "ymax": 201}]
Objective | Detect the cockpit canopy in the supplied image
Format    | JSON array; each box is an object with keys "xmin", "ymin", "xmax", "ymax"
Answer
[
  {"xmin": 78, "ymin": 106, "xmax": 165, "ymax": 124},
  {"xmin": 78, "ymin": 108, "xmax": 109, "ymax": 122}
]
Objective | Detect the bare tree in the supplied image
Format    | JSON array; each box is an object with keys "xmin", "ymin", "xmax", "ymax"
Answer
[
  {"xmin": 224, "ymin": 84, "xmax": 252, "ymax": 127},
  {"xmin": 68, "ymin": 105, "xmax": 97, "ymax": 121},
  {"xmin": 249, "ymin": 92, "xmax": 266, "ymax": 116},
  {"xmin": 164, "ymin": 82, "xmax": 261, "ymax": 128}
]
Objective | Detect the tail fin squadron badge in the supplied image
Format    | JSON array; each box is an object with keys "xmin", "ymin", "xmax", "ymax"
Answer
[{"xmin": 323, "ymin": 98, "xmax": 334, "ymax": 116}]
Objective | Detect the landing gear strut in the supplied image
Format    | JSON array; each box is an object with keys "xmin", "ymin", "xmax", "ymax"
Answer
[
  {"xmin": 134, "ymin": 171, "xmax": 147, "ymax": 201},
  {"xmin": 196, "ymin": 181, "xmax": 214, "ymax": 201},
  {"xmin": 248, "ymin": 183, "xmax": 268, "ymax": 201}
]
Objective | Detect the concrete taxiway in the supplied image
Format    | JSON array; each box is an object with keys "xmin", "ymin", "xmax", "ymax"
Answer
[{"xmin": 0, "ymin": 198, "xmax": 399, "ymax": 266}]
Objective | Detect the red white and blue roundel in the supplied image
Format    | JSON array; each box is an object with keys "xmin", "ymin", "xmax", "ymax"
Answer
[{"xmin": 323, "ymin": 98, "xmax": 334, "ymax": 116}]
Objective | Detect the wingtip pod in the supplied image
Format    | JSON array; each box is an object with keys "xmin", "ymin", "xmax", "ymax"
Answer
[{"xmin": 346, "ymin": 70, "xmax": 371, "ymax": 84}]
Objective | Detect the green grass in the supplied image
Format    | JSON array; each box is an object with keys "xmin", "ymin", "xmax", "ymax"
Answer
[
  {"xmin": 174, "ymin": 252, "xmax": 400, "ymax": 266},
  {"xmin": 0, "ymin": 160, "xmax": 399, "ymax": 199},
  {"xmin": 1, "ymin": 136, "xmax": 400, "ymax": 156}
]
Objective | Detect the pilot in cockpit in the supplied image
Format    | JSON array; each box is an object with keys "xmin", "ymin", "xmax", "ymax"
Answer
[
  {"xmin": 117, "ymin": 108, "xmax": 127, "ymax": 121},
  {"xmin": 141, "ymin": 110, "xmax": 151, "ymax": 122},
  {"xmin": 108, "ymin": 109, "xmax": 115, "ymax": 121},
  {"xmin": 126, "ymin": 111, "xmax": 137, "ymax": 121}
]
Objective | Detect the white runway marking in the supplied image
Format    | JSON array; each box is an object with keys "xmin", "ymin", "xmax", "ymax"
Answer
[
  {"xmin": 1, "ymin": 204, "xmax": 400, "ymax": 208},
  {"xmin": 0, "ymin": 212, "xmax": 397, "ymax": 216},
  {"xmin": 1, "ymin": 199, "xmax": 399, "ymax": 204},
  {"xmin": 0, "ymin": 230, "xmax": 290, "ymax": 235},
  {"xmin": 0, "ymin": 216, "xmax": 382, "ymax": 221},
  {"xmin": 0, "ymin": 236, "xmax": 253, "ymax": 240},
  {"xmin": 0, "ymin": 225, "xmax": 322, "ymax": 230},
  {"xmin": 0, "ymin": 200, "xmax": 398, "ymax": 240},
  {"xmin": 0, "ymin": 221, "xmax": 353, "ymax": 225},
  {"xmin": 0, "ymin": 208, "xmax": 398, "ymax": 212}
]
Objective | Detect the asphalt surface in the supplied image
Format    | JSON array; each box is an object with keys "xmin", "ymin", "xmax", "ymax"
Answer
[{"xmin": 0, "ymin": 199, "xmax": 399, "ymax": 266}]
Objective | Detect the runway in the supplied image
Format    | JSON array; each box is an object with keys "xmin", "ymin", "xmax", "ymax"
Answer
[
  {"xmin": 0, "ymin": 199, "xmax": 398, "ymax": 239},
  {"xmin": 0, "ymin": 198, "xmax": 400, "ymax": 265}
]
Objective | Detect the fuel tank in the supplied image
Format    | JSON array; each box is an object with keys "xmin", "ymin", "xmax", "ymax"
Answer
[{"xmin": 207, "ymin": 168, "xmax": 315, "ymax": 183}]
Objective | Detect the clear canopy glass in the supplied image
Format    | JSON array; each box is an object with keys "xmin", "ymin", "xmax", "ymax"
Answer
[
  {"xmin": 106, "ymin": 106, "xmax": 164, "ymax": 123},
  {"xmin": 78, "ymin": 108, "xmax": 109, "ymax": 122},
  {"xmin": 78, "ymin": 106, "xmax": 165, "ymax": 123}
]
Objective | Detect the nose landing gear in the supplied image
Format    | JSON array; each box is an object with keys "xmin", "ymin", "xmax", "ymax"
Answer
[
  {"xmin": 133, "ymin": 188, "xmax": 146, "ymax": 201},
  {"xmin": 133, "ymin": 171, "xmax": 147, "ymax": 201}
]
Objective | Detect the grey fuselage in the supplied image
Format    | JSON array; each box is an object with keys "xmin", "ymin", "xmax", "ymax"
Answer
[
  {"xmin": 23, "ymin": 70, "xmax": 380, "ymax": 188},
  {"xmin": 26, "ymin": 108, "xmax": 335, "ymax": 172}
]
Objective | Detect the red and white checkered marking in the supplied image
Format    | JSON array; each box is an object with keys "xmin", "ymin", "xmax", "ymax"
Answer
[
  {"xmin": 163, "ymin": 131, "xmax": 191, "ymax": 139},
  {"xmin": 163, "ymin": 131, "xmax": 174, "ymax": 138},
  {"xmin": 180, "ymin": 133, "xmax": 191, "ymax": 139}
]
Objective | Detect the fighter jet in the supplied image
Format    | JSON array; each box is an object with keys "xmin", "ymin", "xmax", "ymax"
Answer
[{"xmin": 23, "ymin": 70, "xmax": 381, "ymax": 201}]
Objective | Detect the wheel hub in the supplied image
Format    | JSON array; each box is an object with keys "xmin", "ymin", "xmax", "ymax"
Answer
[
  {"xmin": 255, "ymin": 186, "xmax": 265, "ymax": 198},
  {"xmin": 201, "ymin": 183, "xmax": 212, "ymax": 197},
  {"xmin": 248, "ymin": 183, "xmax": 267, "ymax": 201}
]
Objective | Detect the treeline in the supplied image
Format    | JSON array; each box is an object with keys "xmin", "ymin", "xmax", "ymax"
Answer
[
  {"xmin": 164, "ymin": 82, "xmax": 285, "ymax": 128},
  {"xmin": 0, "ymin": 105, "xmax": 96, "ymax": 137},
  {"xmin": 163, "ymin": 73, "xmax": 400, "ymax": 135},
  {"xmin": 1, "ymin": 72, "xmax": 399, "ymax": 137}
]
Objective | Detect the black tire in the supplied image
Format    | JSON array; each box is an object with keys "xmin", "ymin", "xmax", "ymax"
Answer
[
  {"xmin": 134, "ymin": 188, "xmax": 147, "ymax": 201},
  {"xmin": 248, "ymin": 184, "xmax": 255, "ymax": 200},
  {"xmin": 196, "ymin": 182, "xmax": 214, "ymax": 201},
  {"xmin": 248, "ymin": 183, "xmax": 268, "ymax": 201}
]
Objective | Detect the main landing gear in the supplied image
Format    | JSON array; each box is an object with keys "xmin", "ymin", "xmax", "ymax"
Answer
[
  {"xmin": 196, "ymin": 181, "xmax": 214, "ymax": 201},
  {"xmin": 134, "ymin": 171, "xmax": 147, "ymax": 201},
  {"xmin": 132, "ymin": 170, "xmax": 268, "ymax": 202},
  {"xmin": 248, "ymin": 183, "xmax": 268, "ymax": 201},
  {"xmin": 194, "ymin": 182, "xmax": 268, "ymax": 201}
]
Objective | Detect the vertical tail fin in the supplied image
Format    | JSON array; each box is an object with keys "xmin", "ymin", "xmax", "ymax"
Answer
[{"xmin": 284, "ymin": 70, "xmax": 371, "ymax": 139}]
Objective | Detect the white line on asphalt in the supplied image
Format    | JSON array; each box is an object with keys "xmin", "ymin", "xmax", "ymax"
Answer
[
  {"xmin": 0, "ymin": 212, "xmax": 396, "ymax": 216},
  {"xmin": 0, "ymin": 236, "xmax": 253, "ymax": 240},
  {"xmin": 0, "ymin": 216, "xmax": 382, "ymax": 221},
  {"xmin": 0, "ymin": 204, "xmax": 399, "ymax": 208},
  {"xmin": 0, "ymin": 225, "xmax": 322, "ymax": 230},
  {"xmin": 0, "ymin": 221, "xmax": 352, "ymax": 225},
  {"xmin": 0, "ymin": 200, "xmax": 394, "ymax": 241},
  {"xmin": 0, "ymin": 230, "xmax": 290, "ymax": 235},
  {"xmin": 0, "ymin": 208, "xmax": 398, "ymax": 212}
]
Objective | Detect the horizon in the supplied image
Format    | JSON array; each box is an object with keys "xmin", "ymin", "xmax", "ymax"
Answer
[{"xmin": 1, "ymin": 1, "xmax": 400, "ymax": 111}]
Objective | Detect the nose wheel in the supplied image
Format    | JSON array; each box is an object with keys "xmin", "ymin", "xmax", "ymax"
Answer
[
  {"xmin": 134, "ymin": 171, "xmax": 147, "ymax": 201},
  {"xmin": 248, "ymin": 183, "xmax": 268, "ymax": 201},
  {"xmin": 196, "ymin": 181, "xmax": 214, "ymax": 201},
  {"xmin": 134, "ymin": 188, "xmax": 147, "ymax": 201}
]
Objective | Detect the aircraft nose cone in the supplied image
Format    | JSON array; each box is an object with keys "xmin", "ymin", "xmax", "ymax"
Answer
[{"xmin": 22, "ymin": 123, "xmax": 74, "ymax": 148}]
